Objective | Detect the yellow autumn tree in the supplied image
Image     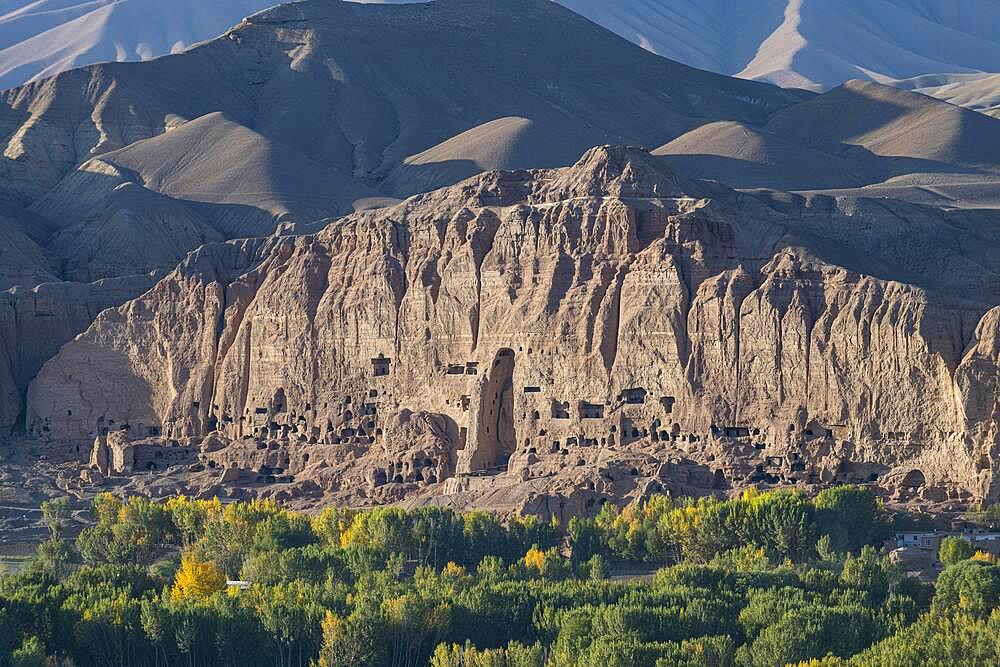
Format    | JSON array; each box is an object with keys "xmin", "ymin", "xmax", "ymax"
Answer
[
  {"xmin": 171, "ymin": 553, "xmax": 226, "ymax": 601},
  {"xmin": 524, "ymin": 546, "xmax": 545, "ymax": 572},
  {"xmin": 443, "ymin": 561, "xmax": 467, "ymax": 578},
  {"xmin": 971, "ymin": 550, "xmax": 998, "ymax": 563}
]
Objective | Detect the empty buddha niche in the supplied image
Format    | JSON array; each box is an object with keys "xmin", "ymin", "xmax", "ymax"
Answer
[{"xmin": 457, "ymin": 348, "xmax": 516, "ymax": 473}]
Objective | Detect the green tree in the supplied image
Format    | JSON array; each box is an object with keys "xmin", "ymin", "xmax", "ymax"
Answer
[
  {"xmin": 463, "ymin": 511, "xmax": 509, "ymax": 564},
  {"xmin": 252, "ymin": 512, "xmax": 317, "ymax": 553},
  {"xmin": 431, "ymin": 640, "xmax": 544, "ymax": 667},
  {"xmin": 252, "ymin": 581, "xmax": 325, "ymax": 667},
  {"xmin": 11, "ymin": 635, "xmax": 47, "ymax": 667},
  {"xmin": 475, "ymin": 555, "xmax": 505, "ymax": 584},
  {"xmin": 32, "ymin": 537, "xmax": 74, "ymax": 580},
  {"xmin": 741, "ymin": 603, "xmax": 876, "ymax": 667},
  {"xmin": 316, "ymin": 610, "xmax": 377, "ymax": 667},
  {"xmin": 839, "ymin": 546, "xmax": 894, "ymax": 605},
  {"xmin": 584, "ymin": 554, "xmax": 610, "ymax": 580},
  {"xmin": 939, "ymin": 537, "xmax": 976, "ymax": 567},
  {"xmin": 568, "ymin": 516, "xmax": 603, "ymax": 564},
  {"xmin": 741, "ymin": 490, "xmax": 817, "ymax": 562},
  {"xmin": 40, "ymin": 497, "xmax": 71, "ymax": 541},
  {"xmin": 813, "ymin": 486, "xmax": 885, "ymax": 553},
  {"xmin": 933, "ymin": 560, "xmax": 1000, "ymax": 616},
  {"xmin": 140, "ymin": 597, "xmax": 171, "ymax": 667}
]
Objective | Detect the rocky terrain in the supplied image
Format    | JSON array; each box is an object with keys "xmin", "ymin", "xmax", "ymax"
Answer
[
  {"xmin": 0, "ymin": 0, "xmax": 807, "ymax": 435},
  {"xmin": 18, "ymin": 146, "xmax": 999, "ymax": 516},
  {"xmin": 0, "ymin": 0, "xmax": 998, "ymax": 520},
  {"xmin": 1, "ymin": 274, "xmax": 159, "ymax": 436}
]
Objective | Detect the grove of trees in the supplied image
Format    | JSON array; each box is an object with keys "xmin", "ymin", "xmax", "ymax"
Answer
[{"xmin": 1, "ymin": 487, "xmax": 998, "ymax": 666}]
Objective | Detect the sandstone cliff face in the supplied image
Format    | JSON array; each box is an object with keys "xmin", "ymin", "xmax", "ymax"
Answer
[
  {"xmin": 1, "ymin": 274, "xmax": 158, "ymax": 435},
  {"xmin": 0, "ymin": 0, "xmax": 810, "ymax": 438},
  {"xmin": 26, "ymin": 148, "xmax": 1000, "ymax": 500}
]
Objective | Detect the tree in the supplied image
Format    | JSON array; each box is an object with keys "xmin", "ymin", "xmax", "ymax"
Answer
[
  {"xmin": 933, "ymin": 560, "xmax": 1000, "ymax": 616},
  {"xmin": 431, "ymin": 640, "xmax": 544, "ymax": 667},
  {"xmin": 568, "ymin": 516, "xmax": 603, "ymax": 564},
  {"xmin": 856, "ymin": 610, "xmax": 1000, "ymax": 665},
  {"xmin": 475, "ymin": 555, "xmax": 505, "ymax": 584},
  {"xmin": 10, "ymin": 635, "xmax": 47, "ymax": 667},
  {"xmin": 813, "ymin": 486, "xmax": 884, "ymax": 553},
  {"xmin": 709, "ymin": 545, "xmax": 770, "ymax": 573},
  {"xmin": 33, "ymin": 537, "xmax": 74, "ymax": 579},
  {"xmin": 166, "ymin": 496, "xmax": 219, "ymax": 547},
  {"xmin": 741, "ymin": 604, "xmax": 877, "ymax": 667},
  {"xmin": 40, "ymin": 497, "xmax": 71, "ymax": 541},
  {"xmin": 252, "ymin": 581, "xmax": 325, "ymax": 667},
  {"xmin": 584, "ymin": 554, "xmax": 609, "ymax": 580},
  {"xmin": 252, "ymin": 512, "xmax": 317, "ymax": 553},
  {"xmin": 316, "ymin": 610, "xmax": 376, "ymax": 667},
  {"xmin": 463, "ymin": 511, "xmax": 509, "ymax": 564},
  {"xmin": 524, "ymin": 546, "xmax": 546, "ymax": 573},
  {"xmin": 682, "ymin": 501, "xmax": 740, "ymax": 563},
  {"xmin": 78, "ymin": 493, "xmax": 174, "ymax": 564},
  {"xmin": 939, "ymin": 537, "xmax": 976, "ymax": 567},
  {"xmin": 196, "ymin": 499, "xmax": 278, "ymax": 576},
  {"xmin": 140, "ymin": 598, "xmax": 171, "ymax": 667},
  {"xmin": 409, "ymin": 508, "xmax": 465, "ymax": 569},
  {"xmin": 840, "ymin": 546, "xmax": 894, "ymax": 605},
  {"xmin": 381, "ymin": 591, "xmax": 452, "ymax": 667},
  {"xmin": 338, "ymin": 507, "xmax": 411, "ymax": 556},
  {"xmin": 171, "ymin": 554, "xmax": 226, "ymax": 601},
  {"xmin": 740, "ymin": 490, "xmax": 816, "ymax": 562}
]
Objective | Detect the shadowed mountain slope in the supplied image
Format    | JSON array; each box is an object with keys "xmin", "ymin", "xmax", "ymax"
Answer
[{"xmin": 654, "ymin": 81, "xmax": 1000, "ymax": 192}]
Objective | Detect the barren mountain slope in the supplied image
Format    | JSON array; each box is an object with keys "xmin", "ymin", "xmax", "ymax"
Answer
[
  {"xmin": 653, "ymin": 81, "xmax": 1000, "ymax": 192},
  {"xmin": 29, "ymin": 112, "xmax": 385, "ymax": 281},
  {"xmin": 0, "ymin": 207, "xmax": 55, "ymax": 289},
  {"xmin": 0, "ymin": 0, "xmax": 807, "ymax": 293},
  {"xmin": 371, "ymin": 0, "xmax": 1000, "ymax": 110},
  {"xmin": 4, "ymin": 0, "xmax": 998, "ymax": 113},
  {"xmin": 764, "ymin": 80, "xmax": 1000, "ymax": 169},
  {"xmin": 893, "ymin": 73, "xmax": 1000, "ymax": 120},
  {"xmin": 26, "ymin": 147, "xmax": 1000, "ymax": 508},
  {"xmin": 0, "ymin": 0, "xmax": 801, "ymax": 210},
  {"xmin": 380, "ymin": 116, "xmax": 600, "ymax": 198},
  {"xmin": 0, "ymin": 0, "xmax": 280, "ymax": 89},
  {"xmin": 652, "ymin": 121, "xmax": 886, "ymax": 191},
  {"xmin": 730, "ymin": 0, "xmax": 1000, "ymax": 92}
]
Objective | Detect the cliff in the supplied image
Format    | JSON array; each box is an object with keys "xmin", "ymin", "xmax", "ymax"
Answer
[{"xmin": 25, "ymin": 147, "xmax": 1000, "ymax": 503}]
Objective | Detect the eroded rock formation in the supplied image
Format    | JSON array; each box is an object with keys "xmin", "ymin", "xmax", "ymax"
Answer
[
  {"xmin": 0, "ymin": 274, "xmax": 158, "ymax": 435},
  {"xmin": 25, "ymin": 147, "xmax": 1000, "ymax": 506}
]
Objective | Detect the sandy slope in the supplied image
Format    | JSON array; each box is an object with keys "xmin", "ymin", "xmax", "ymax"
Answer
[
  {"xmin": 4, "ymin": 1, "xmax": 998, "ymax": 95},
  {"xmin": 29, "ymin": 111, "xmax": 385, "ymax": 280},
  {"xmin": 371, "ymin": 0, "xmax": 1000, "ymax": 111},
  {"xmin": 554, "ymin": 0, "xmax": 1000, "ymax": 93},
  {"xmin": 652, "ymin": 120, "xmax": 885, "ymax": 191},
  {"xmin": 763, "ymin": 80, "xmax": 1000, "ymax": 169},
  {"xmin": 0, "ymin": 207, "xmax": 55, "ymax": 289},
  {"xmin": 0, "ymin": 0, "xmax": 280, "ymax": 89},
  {"xmin": 380, "ymin": 116, "xmax": 602, "ymax": 197},
  {"xmin": 652, "ymin": 80, "xmax": 1000, "ymax": 196},
  {"xmin": 892, "ymin": 73, "xmax": 1000, "ymax": 119}
]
